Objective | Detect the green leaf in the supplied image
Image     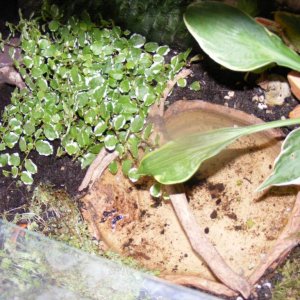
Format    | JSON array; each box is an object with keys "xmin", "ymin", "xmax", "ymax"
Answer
[
  {"xmin": 23, "ymin": 121, "xmax": 36, "ymax": 136},
  {"xmin": 130, "ymin": 116, "xmax": 145, "ymax": 133},
  {"xmin": 156, "ymin": 46, "xmax": 170, "ymax": 56},
  {"xmin": 189, "ymin": 81, "xmax": 201, "ymax": 91},
  {"xmin": 129, "ymin": 34, "xmax": 146, "ymax": 48},
  {"xmin": 44, "ymin": 124, "xmax": 59, "ymax": 141},
  {"xmin": 65, "ymin": 141, "xmax": 79, "ymax": 155},
  {"xmin": 3, "ymin": 132, "xmax": 19, "ymax": 148},
  {"xmin": 8, "ymin": 153, "xmax": 20, "ymax": 167},
  {"xmin": 35, "ymin": 140, "xmax": 53, "ymax": 156},
  {"xmin": 184, "ymin": 1, "xmax": 300, "ymax": 72},
  {"xmin": 20, "ymin": 171, "xmax": 33, "ymax": 185},
  {"xmin": 128, "ymin": 135, "xmax": 140, "ymax": 159},
  {"xmin": 104, "ymin": 135, "xmax": 118, "ymax": 151},
  {"xmin": 142, "ymin": 124, "xmax": 153, "ymax": 140},
  {"xmin": 128, "ymin": 168, "xmax": 140, "ymax": 183},
  {"xmin": 11, "ymin": 166, "xmax": 18, "ymax": 178},
  {"xmin": 0, "ymin": 154, "xmax": 9, "ymax": 167},
  {"xmin": 138, "ymin": 118, "xmax": 300, "ymax": 185},
  {"xmin": 150, "ymin": 182, "xmax": 162, "ymax": 198},
  {"xmin": 80, "ymin": 152, "xmax": 96, "ymax": 169},
  {"xmin": 25, "ymin": 159, "xmax": 37, "ymax": 174},
  {"xmin": 19, "ymin": 137, "xmax": 27, "ymax": 152},
  {"xmin": 109, "ymin": 70, "xmax": 123, "ymax": 81},
  {"xmin": 94, "ymin": 120, "xmax": 107, "ymax": 137},
  {"xmin": 177, "ymin": 78, "xmax": 187, "ymax": 88},
  {"xmin": 122, "ymin": 159, "xmax": 132, "ymax": 176},
  {"xmin": 275, "ymin": 12, "xmax": 300, "ymax": 53},
  {"xmin": 144, "ymin": 42, "xmax": 159, "ymax": 52},
  {"xmin": 109, "ymin": 160, "xmax": 118, "ymax": 175},
  {"xmin": 49, "ymin": 20, "xmax": 60, "ymax": 32},
  {"xmin": 90, "ymin": 41, "xmax": 102, "ymax": 55},
  {"xmin": 258, "ymin": 127, "xmax": 300, "ymax": 191},
  {"xmin": 113, "ymin": 115, "xmax": 126, "ymax": 131}
]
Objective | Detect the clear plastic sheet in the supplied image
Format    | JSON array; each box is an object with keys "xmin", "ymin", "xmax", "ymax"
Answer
[{"xmin": 0, "ymin": 220, "xmax": 219, "ymax": 300}]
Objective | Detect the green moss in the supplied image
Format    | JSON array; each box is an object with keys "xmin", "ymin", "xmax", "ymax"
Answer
[{"xmin": 273, "ymin": 248, "xmax": 300, "ymax": 300}]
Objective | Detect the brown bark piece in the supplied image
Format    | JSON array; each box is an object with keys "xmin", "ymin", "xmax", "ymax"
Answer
[
  {"xmin": 249, "ymin": 191, "xmax": 300, "ymax": 285},
  {"xmin": 168, "ymin": 190, "xmax": 251, "ymax": 298}
]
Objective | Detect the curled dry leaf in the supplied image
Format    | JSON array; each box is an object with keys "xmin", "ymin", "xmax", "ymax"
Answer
[{"xmin": 288, "ymin": 70, "xmax": 300, "ymax": 100}]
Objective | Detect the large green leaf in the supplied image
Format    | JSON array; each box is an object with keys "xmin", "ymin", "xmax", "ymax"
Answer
[
  {"xmin": 275, "ymin": 11, "xmax": 300, "ymax": 53},
  {"xmin": 258, "ymin": 128, "xmax": 300, "ymax": 191},
  {"xmin": 183, "ymin": 1, "xmax": 300, "ymax": 72},
  {"xmin": 138, "ymin": 118, "xmax": 300, "ymax": 185}
]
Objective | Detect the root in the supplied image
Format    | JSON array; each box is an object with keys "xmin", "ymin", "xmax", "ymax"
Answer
[
  {"xmin": 78, "ymin": 148, "xmax": 118, "ymax": 191},
  {"xmin": 162, "ymin": 274, "xmax": 238, "ymax": 298},
  {"xmin": 168, "ymin": 189, "xmax": 251, "ymax": 298}
]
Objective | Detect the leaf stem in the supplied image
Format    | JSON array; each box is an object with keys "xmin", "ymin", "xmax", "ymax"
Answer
[{"xmin": 239, "ymin": 118, "xmax": 300, "ymax": 136}]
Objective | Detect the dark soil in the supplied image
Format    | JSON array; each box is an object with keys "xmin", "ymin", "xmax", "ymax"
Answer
[{"xmin": 0, "ymin": 2, "xmax": 300, "ymax": 300}]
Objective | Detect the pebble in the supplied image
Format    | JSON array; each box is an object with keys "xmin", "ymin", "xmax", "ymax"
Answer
[
  {"xmin": 258, "ymin": 103, "xmax": 267, "ymax": 110},
  {"xmin": 224, "ymin": 90, "xmax": 235, "ymax": 100},
  {"xmin": 263, "ymin": 282, "xmax": 272, "ymax": 289}
]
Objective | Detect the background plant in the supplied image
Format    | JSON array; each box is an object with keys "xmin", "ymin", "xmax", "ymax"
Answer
[
  {"xmin": 0, "ymin": 5, "xmax": 189, "ymax": 185},
  {"xmin": 184, "ymin": 1, "xmax": 300, "ymax": 72}
]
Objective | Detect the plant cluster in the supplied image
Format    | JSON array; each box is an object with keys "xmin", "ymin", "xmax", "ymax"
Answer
[{"xmin": 0, "ymin": 5, "xmax": 189, "ymax": 185}]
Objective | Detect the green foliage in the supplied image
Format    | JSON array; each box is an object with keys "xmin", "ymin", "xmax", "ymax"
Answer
[
  {"xmin": 275, "ymin": 11, "xmax": 300, "ymax": 53},
  {"xmin": 273, "ymin": 252, "xmax": 300, "ymax": 300},
  {"xmin": 138, "ymin": 118, "xmax": 300, "ymax": 190},
  {"xmin": 0, "ymin": 6, "xmax": 189, "ymax": 184},
  {"xmin": 184, "ymin": 1, "xmax": 300, "ymax": 72}
]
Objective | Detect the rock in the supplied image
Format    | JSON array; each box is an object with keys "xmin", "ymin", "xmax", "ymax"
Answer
[
  {"xmin": 289, "ymin": 105, "xmax": 300, "ymax": 119},
  {"xmin": 257, "ymin": 74, "xmax": 291, "ymax": 106},
  {"xmin": 287, "ymin": 71, "xmax": 300, "ymax": 101}
]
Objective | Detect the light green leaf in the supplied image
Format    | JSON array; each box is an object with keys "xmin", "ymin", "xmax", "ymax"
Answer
[
  {"xmin": 94, "ymin": 120, "xmax": 107, "ymax": 137},
  {"xmin": 65, "ymin": 141, "xmax": 79, "ymax": 155},
  {"xmin": 11, "ymin": 166, "xmax": 18, "ymax": 178},
  {"xmin": 0, "ymin": 154, "xmax": 9, "ymax": 167},
  {"xmin": 150, "ymin": 182, "xmax": 162, "ymax": 198},
  {"xmin": 44, "ymin": 124, "xmax": 59, "ymax": 141},
  {"xmin": 184, "ymin": 1, "xmax": 300, "ymax": 72},
  {"xmin": 104, "ymin": 135, "xmax": 118, "ymax": 151},
  {"xmin": 35, "ymin": 140, "xmax": 53, "ymax": 156},
  {"xmin": 20, "ymin": 171, "xmax": 33, "ymax": 185},
  {"xmin": 189, "ymin": 81, "xmax": 201, "ymax": 91},
  {"xmin": 113, "ymin": 115, "xmax": 126, "ymax": 131},
  {"xmin": 109, "ymin": 70, "xmax": 123, "ymax": 81},
  {"xmin": 258, "ymin": 127, "xmax": 300, "ymax": 191},
  {"xmin": 122, "ymin": 159, "xmax": 132, "ymax": 176},
  {"xmin": 109, "ymin": 160, "xmax": 118, "ymax": 175},
  {"xmin": 129, "ymin": 34, "xmax": 146, "ymax": 48},
  {"xmin": 8, "ymin": 153, "xmax": 20, "ymax": 167},
  {"xmin": 25, "ymin": 159, "xmax": 37, "ymax": 174},
  {"xmin": 144, "ymin": 42, "xmax": 159, "ymax": 52},
  {"xmin": 156, "ymin": 46, "xmax": 170, "ymax": 56},
  {"xmin": 128, "ymin": 167, "xmax": 140, "ymax": 183},
  {"xmin": 49, "ymin": 20, "xmax": 60, "ymax": 32},
  {"xmin": 130, "ymin": 116, "xmax": 145, "ymax": 133},
  {"xmin": 138, "ymin": 118, "xmax": 300, "ymax": 185},
  {"xmin": 177, "ymin": 78, "xmax": 187, "ymax": 88},
  {"xmin": 3, "ymin": 132, "xmax": 19, "ymax": 148},
  {"xmin": 80, "ymin": 152, "xmax": 96, "ymax": 169},
  {"xmin": 128, "ymin": 135, "xmax": 140, "ymax": 159},
  {"xmin": 19, "ymin": 137, "xmax": 27, "ymax": 152},
  {"xmin": 23, "ymin": 121, "xmax": 36, "ymax": 136}
]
